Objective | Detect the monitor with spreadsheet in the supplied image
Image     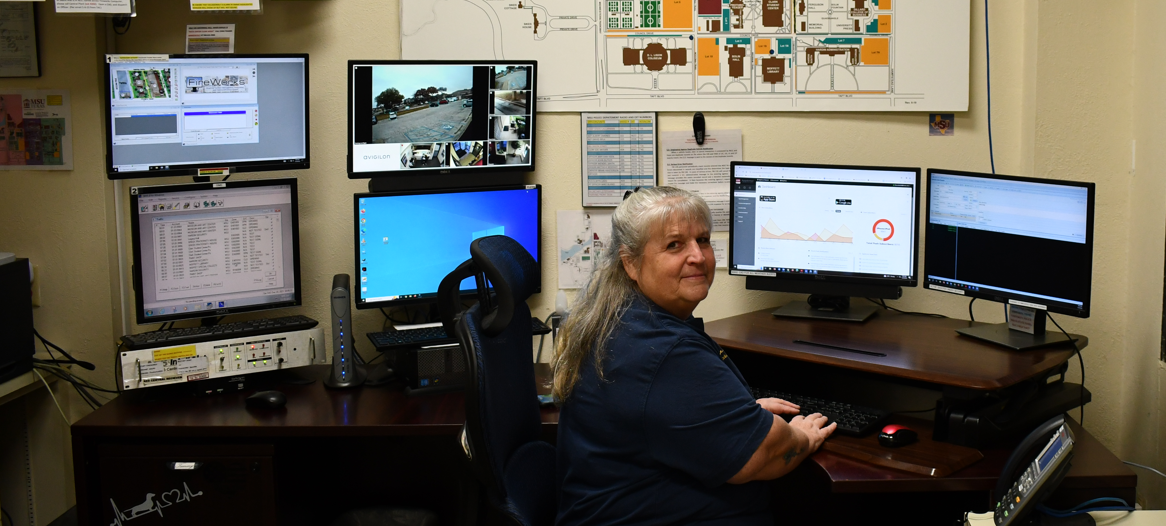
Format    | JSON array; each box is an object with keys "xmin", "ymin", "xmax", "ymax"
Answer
[
  {"xmin": 105, "ymin": 54, "xmax": 309, "ymax": 179},
  {"xmin": 129, "ymin": 178, "xmax": 302, "ymax": 325},
  {"xmin": 348, "ymin": 60, "xmax": 536, "ymax": 179},
  {"xmin": 925, "ymin": 169, "xmax": 1094, "ymax": 318},
  {"xmin": 728, "ymin": 162, "xmax": 921, "ymax": 321},
  {"xmin": 354, "ymin": 184, "xmax": 541, "ymax": 309}
]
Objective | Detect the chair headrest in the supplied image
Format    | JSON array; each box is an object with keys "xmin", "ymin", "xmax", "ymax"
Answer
[{"xmin": 437, "ymin": 235, "xmax": 540, "ymax": 337}]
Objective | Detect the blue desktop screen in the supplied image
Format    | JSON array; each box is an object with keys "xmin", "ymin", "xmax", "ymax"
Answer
[{"xmin": 357, "ymin": 186, "xmax": 540, "ymax": 305}]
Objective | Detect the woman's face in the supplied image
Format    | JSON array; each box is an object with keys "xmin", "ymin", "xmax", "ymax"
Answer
[{"xmin": 623, "ymin": 217, "xmax": 714, "ymax": 319}]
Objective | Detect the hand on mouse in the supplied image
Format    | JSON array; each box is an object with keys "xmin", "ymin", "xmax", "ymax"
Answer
[
  {"xmin": 756, "ymin": 397, "xmax": 800, "ymax": 416},
  {"xmin": 788, "ymin": 413, "xmax": 837, "ymax": 454}
]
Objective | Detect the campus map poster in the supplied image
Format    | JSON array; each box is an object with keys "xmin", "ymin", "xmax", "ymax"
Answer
[
  {"xmin": 402, "ymin": 0, "xmax": 969, "ymax": 112},
  {"xmin": 0, "ymin": 90, "xmax": 73, "ymax": 170}
]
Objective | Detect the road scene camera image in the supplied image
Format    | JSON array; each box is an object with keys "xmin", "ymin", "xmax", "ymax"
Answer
[
  {"xmin": 492, "ymin": 91, "xmax": 529, "ymax": 116},
  {"xmin": 493, "ymin": 65, "xmax": 531, "ymax": 90},
  {"xmin": 492, "ymin": 115, "xmax": 528, "ymax": 141},
  {"xmin": 371, "ymin": 65, "xmax": 475, "ymax": 144},
  {"xmin": 452, "ymin": 141, "xmax": 485, "ymax": 166},
  {"xmin": 399, "ymin": 143, "xmax": 449, "ymax": 169},
  {"xmin": 488, "ymin": 140, "xmax": 529, "ymax": 165}
]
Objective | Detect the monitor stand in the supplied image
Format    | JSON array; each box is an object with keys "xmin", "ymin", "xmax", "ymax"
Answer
[
  {"xmin": 771, "ymin": 295, "xmax": 878, "ymax": 323},
  {"xmin": 956, "ymin": 307, "xmax": 1084, "ymax": 351}
]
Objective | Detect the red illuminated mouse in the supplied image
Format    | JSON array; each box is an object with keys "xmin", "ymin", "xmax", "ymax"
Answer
[{"xmin": 878, "ymin": 424, "xmax": 918, "ymax": 448}]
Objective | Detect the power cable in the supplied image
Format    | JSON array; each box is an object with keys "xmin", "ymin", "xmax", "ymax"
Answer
[{"xmin": 1046, "ymin": 313, "xmax": 1084, "ymax": 426}]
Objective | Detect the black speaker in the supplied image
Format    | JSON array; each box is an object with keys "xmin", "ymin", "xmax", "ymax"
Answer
[
  {"xmin": 325, "ymin": 274, "xmax": 365, "ymax": 388},
  {"xmin": 0, "ymin": 259, "xmax": 33, "ymax": 384}
]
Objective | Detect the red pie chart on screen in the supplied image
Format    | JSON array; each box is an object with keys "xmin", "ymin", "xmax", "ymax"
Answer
[{"xmin": 873, "ymin": 219, "xmax": 894, "ymax": 241}]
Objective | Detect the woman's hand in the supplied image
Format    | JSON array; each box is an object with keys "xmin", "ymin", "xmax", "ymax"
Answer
[{"xmin": 787, "ymin": 413, "xmax": 836, "ymax": 454}]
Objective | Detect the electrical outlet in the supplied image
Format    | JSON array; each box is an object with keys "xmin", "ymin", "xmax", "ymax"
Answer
[{"xmin": 31, "ymin": 264, "xmax": 41, "ymax": 307}]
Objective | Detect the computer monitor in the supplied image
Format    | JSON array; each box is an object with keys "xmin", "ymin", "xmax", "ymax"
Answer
[
  {"xmin": 925, "ymin": 169, "xmax": 1095, "ymax": 349},
  {"xmin": 347, "ymin": 60, "xmax": 536, "ymax": 180},
  {"xmin": 729, "ymin": 162, "xmax": 921, "ymax": 322},
  {"xmin": 129, "ymin": 178, "xmax": 302, "ymax": 325},
  {"xmin": 105, "ymin": 54, "xmax": 309, "ymax": 179},
  {"xmin": 354, "ymin": 184, "xmax": 541, "ymax": 310}
]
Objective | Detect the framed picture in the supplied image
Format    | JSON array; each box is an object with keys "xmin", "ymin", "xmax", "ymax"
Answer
[{"xmin": 0, "ymin": 3, "xmax": 40, "ymax": 78}]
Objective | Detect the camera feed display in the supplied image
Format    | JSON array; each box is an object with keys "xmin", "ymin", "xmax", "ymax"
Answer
[{"xmin": 351, "ymin": 62, "xmax": 534, "ymax": 175}]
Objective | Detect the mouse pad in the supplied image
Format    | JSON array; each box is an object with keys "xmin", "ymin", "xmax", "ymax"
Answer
[{"xmin": 820, "ymin": 416, "xmax": 983, "ymax": 477}]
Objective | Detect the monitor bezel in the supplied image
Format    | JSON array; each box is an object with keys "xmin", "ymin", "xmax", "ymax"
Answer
[
  {"xmin": 104, "ymin": 53, "xmax": 310, "ymax": 180},
  {"xmin": 728, "ymin": 161, "xmax": 923, "ymax": 290},
  {"xmin": 128, "ymin": 177, "xmax": 304, "ymax": 326},
  {"xmin": 924, "ymin": 168, "xmax": 1096, "ymax": 318},
  {"xmin": 352, "ymin": 183, "xmax": 542, "ymax": 310},
  {"xmin": 346, "ymin": 59, "xmax": 537, "ymax": 179}
]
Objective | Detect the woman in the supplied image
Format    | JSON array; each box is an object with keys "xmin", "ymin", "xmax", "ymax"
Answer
[{"xmin": 553, "ymin": 186, "xmax": 835, "ymax": 525}]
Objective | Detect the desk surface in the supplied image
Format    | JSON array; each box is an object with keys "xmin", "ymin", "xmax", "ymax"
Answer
[
  {"xmin": 72, "ymin": 366, "xmax": 559, "ymax": 439},
  {"xmin": 704, "ymin": 308, "xmax": 1087, "ymax": 390}
]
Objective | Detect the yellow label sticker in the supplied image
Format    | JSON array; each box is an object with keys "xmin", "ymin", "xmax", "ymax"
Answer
[
  {"xmin": 198, "ymin": 167, "xmax": 229, "ymax": 176},
  {"xmin": 153, "ymin": 345, "xmax": 197, "ymax": 362},
  {"xmin": 47, "ymin": 95, "xmax": 63, "ymax": 106}
]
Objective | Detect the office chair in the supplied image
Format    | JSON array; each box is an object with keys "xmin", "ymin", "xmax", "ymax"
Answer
[{"xmin": 438, "ymin": 235, "xmax": 556, "ymax": 526}]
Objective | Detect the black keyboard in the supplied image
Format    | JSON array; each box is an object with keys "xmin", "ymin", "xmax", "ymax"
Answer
[
  {"xmin": 121, "ymin": 315, "xmax": 319, "ymax": 350},
  {"xmin": 368, "ymin": 317, "xmax": 553, "ymax": 351},
  {"xmin": 750, "ymin": 387, "xmax": 889, "ymax": 437}
]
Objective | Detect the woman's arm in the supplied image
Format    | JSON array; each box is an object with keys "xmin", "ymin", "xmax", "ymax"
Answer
[{"xmin": 727, "ymin": 399, "xmax": 836, "ymax": 484}]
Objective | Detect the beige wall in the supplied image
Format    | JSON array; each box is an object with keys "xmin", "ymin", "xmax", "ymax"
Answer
[{"xmin": 3, "ymin": 0, "xmax": 1163, "ymax": 507}]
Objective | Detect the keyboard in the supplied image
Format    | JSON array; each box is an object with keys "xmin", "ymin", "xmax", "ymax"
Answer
[
  {"xmin": 121, "ymin": 315, "xmax": 319, "ymax": 350},
  {"xmin": 368, "ymin": 317, "xmax": 553, "ymax": 351},
  {"xmin": 750, "ymin": 387, "xmax": 889, "ymax": 437}
]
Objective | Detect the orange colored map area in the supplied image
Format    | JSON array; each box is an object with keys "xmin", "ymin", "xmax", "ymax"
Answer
[
  {"xmin": 861, "ymin": 38, "xmax": 889, "ymax": 65},
  {"xmin": 697, "ymin": 38, "xmax": 720, "ymax": 76},
  {"xmin": 662, "ymin": 0, "xmax": 693, "ymax": 29},
  {"xmin": 761, "ymin": 219, "xmax": 854, "ymax": 243}
]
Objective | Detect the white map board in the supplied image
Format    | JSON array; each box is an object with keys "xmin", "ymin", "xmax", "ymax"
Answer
[{"xmin": 401, "ymin": 0, "xmax": 969, "ymax": 112}]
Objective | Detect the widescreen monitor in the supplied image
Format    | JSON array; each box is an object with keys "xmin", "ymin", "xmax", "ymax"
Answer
[
  {"xmin": 129, "ymin": 178, "xmax": 302, "ymax": 325},
  {"xmin": 348, "ymin": 60, "xmax": 536, "ymax": 179},
  {"xmin": 354, "ymin": 184, "xmax": 541, "ymax": 309},
  {"xmin": 925, "ymin": 169, "xmax": 1094, "ymax": 319},
  {"xmin": 729, "ymin": 162, "xmax": 921, "ymax": 321},
  {"xmin": 105, "ymin": 54, "xmax": 309, "ymax": 179}
]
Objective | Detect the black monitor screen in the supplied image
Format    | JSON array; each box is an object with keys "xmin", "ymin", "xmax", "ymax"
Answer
[
  {"xmin": 129, "ymin": 178, "xmax": 301, "ymax": 325},
  {"xmin": 925, "ymin": 169, "xmax": 1094, "ymax": 317},
  {"xmin": 106, "ymin": 54, "xmax": 309, "ymax": 179},
  {"xmin": 729, "ymin": 162, "xmax": 921, "ymax": 289},
  {"xmin": 348, "ymin": 60, "xmax": 536, "ymax": 178},
  {"xmin": 354, "ymin": 185, "xmax": 541, "ymax": 309}
]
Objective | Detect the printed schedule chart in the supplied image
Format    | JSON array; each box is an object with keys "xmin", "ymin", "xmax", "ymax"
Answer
[{"xmin": 580, "ymin": 113, "xmax": 656, "ymax": 207}]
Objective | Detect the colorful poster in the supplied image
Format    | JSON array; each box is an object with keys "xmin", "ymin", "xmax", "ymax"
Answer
[{"xmin": 0, "ymin": 90, "xmax": 73, "ymax": 170}]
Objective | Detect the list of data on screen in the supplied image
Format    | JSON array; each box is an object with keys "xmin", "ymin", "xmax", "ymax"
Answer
[
  {"xmin": 929, "ymin": 173, "xmax": 1088, "ymax": 244},
  {"xmin": 733, "ymin": 166, "xmax": 917, "ymax": 278}
]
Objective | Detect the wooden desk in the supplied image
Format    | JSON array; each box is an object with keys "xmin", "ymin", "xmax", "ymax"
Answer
[
  {"xmin": 71, "ymin": 365, "xmax": 558, "ymax": 526},
  {"xmin": 706, "ymin": 308, "xmax": 1134, "ymax": 522}
]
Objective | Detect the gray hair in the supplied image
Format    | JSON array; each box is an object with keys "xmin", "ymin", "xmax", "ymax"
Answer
[{"xmin": 552, "ymin": 186, "xmax": 713, "ymax": 401}]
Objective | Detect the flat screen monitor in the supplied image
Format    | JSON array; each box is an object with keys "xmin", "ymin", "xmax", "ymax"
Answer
[
  {"xmin": 129, "ymin": 178, "xmax": 302, "ymax": 325},
  {"xmin": 105, "ymin": 54, "xmax": 309, "ymax": 179},
  {"xmin": 925, "ymin": 169, "xmax": 1094, "ymax": 319},
  {"xmin": 354, "ymin": 184, "xmax": 541, "ymax": 309},
  {"xmin": 347, "ymin": 60, "xmax": 536, "ymax": 179},
  {"xmin": 729, "ymin": 162, "xmax": 921, "ymax": 321}
]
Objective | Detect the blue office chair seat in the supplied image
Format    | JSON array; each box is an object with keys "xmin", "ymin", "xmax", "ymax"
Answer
[{"xmin": 438, "ymin": 235, "xmax": 556, "ymax": 526}]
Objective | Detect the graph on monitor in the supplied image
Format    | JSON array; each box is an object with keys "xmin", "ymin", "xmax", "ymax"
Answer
[{"xmin": 761, "ymin": 219, "xmax": 854, "ymax": 243}]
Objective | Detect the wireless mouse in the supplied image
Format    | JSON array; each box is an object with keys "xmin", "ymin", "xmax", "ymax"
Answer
[
  {"xmin": 878, "ymin": 424, "xmax": 918, "ymax": 448},
  {"xmin": 245, "ymin": 390, "xmax": 287, "ymax": 409}
]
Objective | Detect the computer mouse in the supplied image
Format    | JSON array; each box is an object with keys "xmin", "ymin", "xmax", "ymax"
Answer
[
  {"xmin": 245, "ymin": 390, "xmax": 287, "ymax": 409},
  {"xmin": 878, "ymin": 424, "xmax": 918, "ymax": 448}
]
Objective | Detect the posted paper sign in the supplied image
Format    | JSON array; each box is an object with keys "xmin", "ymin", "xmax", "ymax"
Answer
[
  {"xmin": 557, "ymin": 209, "xmax": 613, "ymax": 289},
  {"xmin": 186, "ymin": 24, "xmax": 235, "ymax": 54},
  {"xmin": 660, "ymin": 129, "xmax": 742, "ymax": 232},
  {"xmin": 0, "ymin": 90, "xmax": 73, "ymax": 170},
  {"xmin": 191, "ymin": 0, "xmax": 259, "ymax": 10},
  {"xmin": 580, "ymin": 113, "xmax": 657, "ymax": 207},
  {"xmin": 55, "ymin": 0, "xmax": 131, "ymax": 14}
]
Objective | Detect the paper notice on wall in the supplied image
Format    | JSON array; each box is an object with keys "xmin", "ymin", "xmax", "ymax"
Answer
[
  {"xmin": 581, "ymin": 113, "xmax": 657, "ymax": 207},
  {"xmin": 557, "ymin": 209, "xmax": 613, "ymax": 289},
  {"xmin": 660, "ymin": 129, "xmax": 742, "ymax": 232},
  {"xmin": 710, "ymin": 236, "xmax": 728, "ymax": 269},
  {"xmin": 54, "ymin": 0, "xmax": 132, "ymax": 14},
  {"xmin": 0, "ymin": 4, "xmax": 39, "ymax": 77},
  {"xmin": 186, "ymin": 24, "xmax": 235, "ymax": 54},
  {"xmin": 0, "ymin": 90, "xmax": 73, "ymax": 170},
  {"xmin": 190, "ymin": 0, "xmax": 259, "ymax": 11}
]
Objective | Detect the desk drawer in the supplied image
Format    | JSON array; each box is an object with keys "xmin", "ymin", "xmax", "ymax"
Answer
[{"xmin": 96, "ymin": 444, "xmax": 275, "ymax": 526}]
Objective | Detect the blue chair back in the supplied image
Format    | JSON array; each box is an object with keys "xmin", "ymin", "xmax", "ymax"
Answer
[{"xmin": 437, "ymin": 235, "xmax": 556, "ymax": 526}]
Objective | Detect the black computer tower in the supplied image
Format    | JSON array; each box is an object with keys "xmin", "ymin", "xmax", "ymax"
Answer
[{"xmin": 0, "ymin": 258, "xmax": 34, "ymax": 383}]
